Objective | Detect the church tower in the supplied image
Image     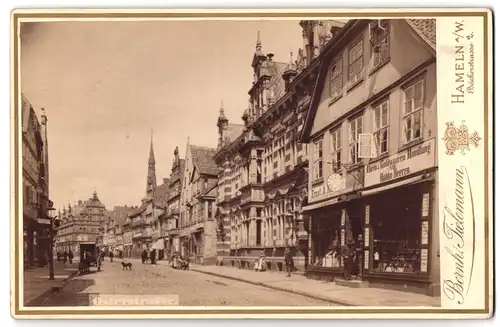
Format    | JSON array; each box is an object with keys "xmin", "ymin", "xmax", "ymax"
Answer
[{"xmin": 146, "ymin": 130, "xmax": 157, "ymax": 197}]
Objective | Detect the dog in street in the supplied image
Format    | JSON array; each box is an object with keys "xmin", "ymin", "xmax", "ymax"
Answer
[{"xmin": 121, "ymin": 261, "xmax": 132, "ymax": 270}]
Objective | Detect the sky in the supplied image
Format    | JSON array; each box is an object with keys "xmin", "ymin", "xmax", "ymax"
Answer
[{"xmin": 20, "ymin": 19, "xmax": 303, "ymax": 210}]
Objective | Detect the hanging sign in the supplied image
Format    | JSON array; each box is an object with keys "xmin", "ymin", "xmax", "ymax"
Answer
[{"xmin": 364, "ymin": 250, "xmax": 370, "ymax": 269}]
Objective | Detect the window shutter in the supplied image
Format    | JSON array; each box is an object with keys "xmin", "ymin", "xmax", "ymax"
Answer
[{"xmin": 358, "ymin": 134, "xmax": 374, "ymax": 158}]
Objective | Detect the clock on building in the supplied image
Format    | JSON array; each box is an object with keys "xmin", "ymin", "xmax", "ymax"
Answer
[{"xmin": 327, "ymin": 173, "xmax": 346, "ymax": 192}]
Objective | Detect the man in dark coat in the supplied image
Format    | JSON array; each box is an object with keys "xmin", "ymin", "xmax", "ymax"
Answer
[
  {"xmin": 151, "ymin": 249, "xmax": 157, "ymax": 264},
  {"xmin": 141, "ymin": 249, "xmax": 147, "ymax": 264},
  {"xmin": 68, "ymin": 250, "xmax": 74, "ymax": 264},
  {"xmin": 109, "ymin": 250, "xmax": 114, "ymax": 262},
  {"xmin": 341, "ymin": 238, "xmax": 356, "ymax": 280},
  {"xmin": 284, "ymin": 247, "xmax": 295, "ymax": 277}
]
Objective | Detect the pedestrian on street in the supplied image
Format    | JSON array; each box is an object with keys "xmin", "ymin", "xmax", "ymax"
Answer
[
  {"xmin": 56, "ymin": 251, "xmax": 61, "ymax": 263},
  {"xmin": 284, "ymin": 247, "xmax": 294, "ymax": 277},
  {"xmin": 109, "ymin": 251, "xmax": 114, "ymax": 262},
  {"xmin": 68, "ymin": 250, "xmax": 74, "ymax": 264},
  {"xmin": 341, "ymin": 238, "xmax": 355, "ymax": 280},
  {"xmin": 63, "ymin": 250, "xmax": 68, "ymax": 264},
  {"xmin": 141, "ymin": 249, "xmax": 147, "ymax": 264},
  {"xmin": 151, "ymin": 249, "xmax": 156, "ymax": 264},
  {"xmin": 355, "ymin": 234, "xmax": 364, "ymax": 277}
]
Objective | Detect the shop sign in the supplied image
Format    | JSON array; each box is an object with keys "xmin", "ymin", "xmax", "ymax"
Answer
[
  {"xmin": 421, "ymin": 249, "xmax": 428, "ymax": 272},
  {"xmin": 422, "ymin": 193, "xmax": 430, "ymax": 217},
  {"xmin": 364, "ymin": 138, "xmax": 436, "ymax": 187},
  {"xmin": 364, "ymin": 205, "xmax": 370, "ymax": 225},
  {"xmin": 421, "ymin": 221, "xmax": 429, "ymax": 245},
  {"xmin": 310, "ymin": 174, "xmax": 350, "ymax": 201}
]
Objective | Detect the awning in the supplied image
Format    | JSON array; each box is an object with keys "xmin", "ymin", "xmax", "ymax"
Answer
[
  {"xmin": 151, "ymin": 239, "xmax": 165, "ymax": 250},
  {"xmin": 360, "ymin": 175, "xmax": 431, "ymax": 197},
  {"xmin": 302, "ymin": 196, "xmax": 342, "ymax": 212}
]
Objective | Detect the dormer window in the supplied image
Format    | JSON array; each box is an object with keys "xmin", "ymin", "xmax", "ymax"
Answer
[
  {"xmin": 329, "ymin": 58, "xmax": 343, "ymax": 99},
  {"xmin": 369, "ymin": 20, "xmax": 390, "ymax": 69},
  {"xmin": 348, "ymin": 39, "xmax": 364, "ymax": 85}
]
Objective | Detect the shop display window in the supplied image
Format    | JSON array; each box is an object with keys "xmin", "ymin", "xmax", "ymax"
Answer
[
  {"xmin": 311, "ymin": 213, "xmax": 342, "ymax": 268},
  {"xmin": 371, "ymin": 191, "xmax": 422, "ymax": 273}
]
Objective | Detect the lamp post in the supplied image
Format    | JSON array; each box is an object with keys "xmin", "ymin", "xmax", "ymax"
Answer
[{"xmin": 47, "ymin": 203, "xmax": 59, "ymax": 280}]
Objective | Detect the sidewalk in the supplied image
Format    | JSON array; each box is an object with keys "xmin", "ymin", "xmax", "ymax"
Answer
[
  {"xmin": 190, "ymin": 265, "xmax": 441, "ymax": 307},
  {"xmin": 23, "ymin": 261, "xmax": 79, "ymax": 306}
]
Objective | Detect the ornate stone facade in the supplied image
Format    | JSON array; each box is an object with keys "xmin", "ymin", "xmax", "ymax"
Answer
[
  {"xmin": 213, "ymin": 20, "xmax": 344, "ymax": 270},
  {"xmin": 54, "ymin": 191, "xmax": 107, "ymax": 259}
]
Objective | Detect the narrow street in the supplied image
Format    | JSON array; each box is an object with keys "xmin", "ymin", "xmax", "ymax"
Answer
[{"xmin": 40, "ymin": 261, "xmax": 334, "ymax": 306}]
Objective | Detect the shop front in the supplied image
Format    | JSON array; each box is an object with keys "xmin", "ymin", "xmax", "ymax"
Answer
[
  {"xmin": 305, "ymin": 195, "xmax": 364, "ymax": 281},
  {"xmin": 305, "ymin": 138, "xmax": 439, "ymax": 296},
  {"xmin": 359, "ymin": 171, "xmax": 438, "ymax": 296}
]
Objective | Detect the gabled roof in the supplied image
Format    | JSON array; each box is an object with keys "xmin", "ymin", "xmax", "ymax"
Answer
[
  {"xmin": 129, "ymin": 202, "xmax": 148, "ymax": 218},
  {"xmin": 190, "ymin": 145, "xmax": 218, "ymax": 176},
  {"xmin": 153, "ymin": 181, "xmax": 169, "ymax": 208},
  {"xmin": 110, "ymin": 206, "xmax": 134, "ymax": 227},
  {"xmin": 300, "ymin": 19, "xmax": 436, "ymax": 143}
]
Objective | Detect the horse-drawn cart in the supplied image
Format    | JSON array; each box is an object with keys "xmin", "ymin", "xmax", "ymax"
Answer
[{"xmin": 78, "ymin": 243, "xmax": 101, "ymax": 274}]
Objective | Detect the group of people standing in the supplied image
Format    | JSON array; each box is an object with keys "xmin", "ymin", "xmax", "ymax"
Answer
[
  {"xmin": 141, "ymin": 247, "xmax": 157, "ymax": 264},
  {"xmin": 56, "ymin": 250, "xmax": 74, "ymax": 264}
]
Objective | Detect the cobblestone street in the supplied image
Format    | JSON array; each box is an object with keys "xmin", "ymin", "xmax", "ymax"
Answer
[{"xmin": 40, "ymin": 261, "xmax": 334, "ymax": 306}]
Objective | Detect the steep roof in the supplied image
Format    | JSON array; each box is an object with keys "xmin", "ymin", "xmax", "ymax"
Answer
[
  {"xmin": 405, "ymin": 19, "xmax": 436, "ymax": 51},
  {"xmin": 179, "ymin": 159, "xmax": 186, "ymax": 181},
  {"xmin": 129, "ymin": 202, "xmax": 148, "ymax": 218},
  {"xmin": 110, "ymin": 206, "xmax": 134, "ymax": 227},
  {"xmin": 266, "ymin": 61, "xmax": 287, "ymax": 102},
  {"xmin": 154, "ymin": 181, "xmax": 169, "ymax": 208},
  {"xmin": 190, "ymin": 145, "xmax": 218, "ymax": 176}
]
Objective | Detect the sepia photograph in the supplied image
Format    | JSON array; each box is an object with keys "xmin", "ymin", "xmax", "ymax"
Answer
[{"xmin": 11, "ymin": 9, "xmax": 492, "ymax": 319}]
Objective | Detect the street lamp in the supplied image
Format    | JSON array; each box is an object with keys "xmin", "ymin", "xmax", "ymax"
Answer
[{"xmin": 47, "ymin": 203, "xmax": 60, "ymax": 280}]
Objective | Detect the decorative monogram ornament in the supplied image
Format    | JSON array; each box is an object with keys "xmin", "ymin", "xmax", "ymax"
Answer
[{"xmin": 442, "ymin": 121, "xmax": 482, "ymax": 155}]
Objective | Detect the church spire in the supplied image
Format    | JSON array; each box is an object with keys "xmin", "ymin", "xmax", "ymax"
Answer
[
  {"xmin": 146, "ymin": 130, "xmax": 157, "ymax": 196},
  {"xmin": 148, "ymin": 129, "xmax": 155, "ymax": 164}
]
